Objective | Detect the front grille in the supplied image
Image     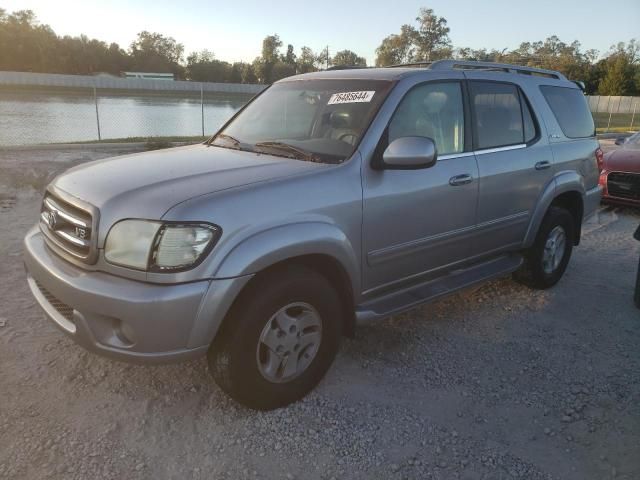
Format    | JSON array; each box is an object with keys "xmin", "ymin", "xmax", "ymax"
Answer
[
  {"xmin": 35, "ymin": 280, "xmax": 74, "ymax": 322},
  {"xmin": 608, "ymin": 172, "xmax": 640, "ymax": 201},
  {"xmin": 40, "ymin": 193, "xmax": 93, "ymax": 260}
]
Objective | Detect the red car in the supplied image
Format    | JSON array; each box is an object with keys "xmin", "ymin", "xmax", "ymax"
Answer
[{"xmin": 600, "ymin": 132, "xmax": 640, "ymax": 207}]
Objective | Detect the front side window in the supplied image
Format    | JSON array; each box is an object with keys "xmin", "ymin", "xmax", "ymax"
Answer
[
  {"xmin": 469, "ymin": 81, "xmax": 526, "ymax": 150},
  {"xmin": 540, "ymin": 85, "xmax": 595, "ymax": 139},
  {"xmin": 388, "ymin": 82, "xmax": 465, "ymax": 155},
  {"xmin": 211, "ymin": 79, "xmax": 392, "ymax": 164}
]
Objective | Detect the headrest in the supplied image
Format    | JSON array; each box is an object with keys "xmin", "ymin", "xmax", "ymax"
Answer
[
  {"xmin": 329, "ymin": 111, "xmax": 353, "ymax": 128},
  {"xmin": 423, "ymin": 91, "xmax": 449, "ymax": 113}
]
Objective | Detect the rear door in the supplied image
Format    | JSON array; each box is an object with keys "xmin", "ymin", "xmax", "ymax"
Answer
[{"xmin": 465, "ymin": 75, "xmax": 554, "ymax": 257}]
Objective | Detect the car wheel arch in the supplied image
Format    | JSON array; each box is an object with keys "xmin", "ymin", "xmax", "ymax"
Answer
[{"xmin": 524, "ymin": 173, "xmax": 586, "ymax": 248}]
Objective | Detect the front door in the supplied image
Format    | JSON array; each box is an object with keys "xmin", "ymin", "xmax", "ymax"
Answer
[{"xmin": 362, "ymin": 80, "xmax": 479, "ymax": 294}]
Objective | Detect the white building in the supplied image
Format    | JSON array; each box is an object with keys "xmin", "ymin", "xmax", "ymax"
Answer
[{"xmin": 122, "ymin": 72, "xmax": 174, "ymax": 81}]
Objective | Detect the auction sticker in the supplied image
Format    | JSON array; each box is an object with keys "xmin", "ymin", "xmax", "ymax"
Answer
[{"xmin": 328, "ymin": 91, "xmax": 375, "ymax": 105}]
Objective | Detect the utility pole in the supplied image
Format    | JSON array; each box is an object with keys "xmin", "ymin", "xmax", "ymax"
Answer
[
  {"xmin": 93, "ymin": 86, "xmax": 101, "ymax": 141},
  {"xmin": 326, "ymin": 45, "xmax": 329, "ymax": 69}
]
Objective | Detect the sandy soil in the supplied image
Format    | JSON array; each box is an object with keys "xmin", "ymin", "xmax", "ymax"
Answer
[{"xmin": 0, "ymin": 142, "xmax": 639, "ymax": 480}]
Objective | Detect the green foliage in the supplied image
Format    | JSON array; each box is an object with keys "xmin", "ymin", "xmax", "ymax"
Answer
[
  {"xmin": 375, "ymin": 25, "xmax": 415, "ymax": 66},
  {"xmin": 375, "ymin": 9, "xmax": 451, "ymax": 66},
  {"xmin": 598, "ymin": 55, "xmax": 635, "ymax": 95},
  {"xmin": 297, "ymin": 47, "xmax": 317, "ymax": 74},
  {"xmin": 186, "ymin": 50, "xmax": 232, "ymax": 82},
  {"xmin": 1, "ymin": 6, "xmax": 638, "ymax": 93},
  {"xmin": 332, "ymin": 50, "xmax": 367, "ymax": 67},
  {"xmin": 412, "ymin": 8, "xmax": 451, "ymax": 61},
  {"xmin": 374, "ymin": 8, "xmax": 639, "ymax": 96},
  {"xmin": 129, "ymin": 31, "xmax": 184, "ymax": 78}
]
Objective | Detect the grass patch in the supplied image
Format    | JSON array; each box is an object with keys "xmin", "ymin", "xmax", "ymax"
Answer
[
  {"xmin": 596, "ymin": 127, "xmax": 636, "ymax": 134},
  {"xmin": 592, "ymin": 112, "xmax": 638, "ymax": 131}
]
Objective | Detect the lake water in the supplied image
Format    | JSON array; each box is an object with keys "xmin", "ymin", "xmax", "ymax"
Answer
[{"xmin": 0, "ymin": 91, "xmax": 252, "ymax": 146}]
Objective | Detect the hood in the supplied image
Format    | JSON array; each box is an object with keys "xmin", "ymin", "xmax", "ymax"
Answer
[
  {"xmin": 604, "ymin": 148, "xmax": 640, "ymax": 173},
  {"xmin": 52, "ymin": 144, "xmax": 329, "ymax": 237}
]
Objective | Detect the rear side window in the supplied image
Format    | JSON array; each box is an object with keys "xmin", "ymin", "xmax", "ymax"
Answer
[
  {"xmin": 540, "ymin": 85, "xmax": 594, "ymax": 138},
  {"xmin": 522, "ymin": 97, "xmax": 536, "ymax": 143},
  {"xmin": 469, "ymin": 82, "xmax": 528, "ymax": 150}
]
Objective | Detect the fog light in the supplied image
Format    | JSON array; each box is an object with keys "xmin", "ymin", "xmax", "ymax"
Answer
[{"xmin": 116, "ymin": 320, "xmax": 137, "ymax": 345}]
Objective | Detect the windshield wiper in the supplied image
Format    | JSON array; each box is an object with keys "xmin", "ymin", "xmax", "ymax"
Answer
[
  {"xmin": 212, "ymin": 133, "xmax": 242, "ymax": 149},
  {"xmin": 254, "ymin": 141, "xmax": 320, "ymax": 162}
]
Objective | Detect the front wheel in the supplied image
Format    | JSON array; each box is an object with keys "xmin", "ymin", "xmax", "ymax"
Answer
[
  {"xmin": 208, "ymin": 265, "xmax": 343, "ymax": 410},
  {"xmin": 514, "ymin": 207, "xmax": 575, "ymax": 289}
]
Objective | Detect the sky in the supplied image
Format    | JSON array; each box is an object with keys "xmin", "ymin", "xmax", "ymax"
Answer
[{"xmin": 3, "ymin": 0, "xmax": 639, "ymax": 65}]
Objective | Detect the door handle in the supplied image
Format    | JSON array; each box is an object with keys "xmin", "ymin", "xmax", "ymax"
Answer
[
  {"xmin": 449, "ymin": 174, "xmax": 473, "ymax": 186},
  {"xmin": 535, "ymin": 161, "xmax": 551, "ymax": 170}
]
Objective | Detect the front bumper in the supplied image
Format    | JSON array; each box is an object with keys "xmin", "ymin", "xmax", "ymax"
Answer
[
  {"xmin": 23, "ymin": 226, "xmax": 252, "ymax": 364},
  {"xmin": 599, "ymin": 171, "xmax": 640, "ymax": 207}
]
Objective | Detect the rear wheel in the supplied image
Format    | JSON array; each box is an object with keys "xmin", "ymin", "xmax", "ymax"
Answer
[
  {"xmin": 208, "ymin": 265, "xmax": 343, "ymax": 410},
  {"xmin": 514, "ymin": 206, "xmax": 575, "ymax": 289}
]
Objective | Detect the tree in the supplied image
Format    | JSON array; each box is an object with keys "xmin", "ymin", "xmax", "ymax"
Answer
[
  {"xmin": 229, "ymin": 62, "xmax": 243, "ymax": 83},
  {"xmin": 332, "ymin": 49, "xmax": 367, "ymax": 67},
  {"xmin": 297, "ymin": 46, "xmax": 317, "ymax": 73},
  {"xmin": 186, "ymin": 50, "xmax": 232, "ymax": 82},
  {"xmin": 254, "ymin": 34, "xmax": 284, "ymax": 83},
  {"xmin": 412, "ymin": 8, "xmax": 451, "ymax": 61},
  {"xmin": 130, "ymin": 31, "xmax": 185, "ymax": 77},
  {"xmin": 284, "ymin": 44, "xmax": 296, "ymax": 66},
  {"xmin": 261, "ymin": 34, "xmax": 282, "ymax": 64},
  {"xmin": 374, "ymin": 8, "xmax": 451, "ymax": 66},
  {"xmin": 271, "ymin": 61, "xmax": 296, "ymax": 81},
  {"xmin": 315, "ymin": 46, "xmax": 330, "ymax": 69},
  {"xmin": 598, "ymin": 55, "xmax": 635, "ymax": 95},
  {"xmin": 375, "ymin": 25, "xmax": 416, "ymax": 66}
]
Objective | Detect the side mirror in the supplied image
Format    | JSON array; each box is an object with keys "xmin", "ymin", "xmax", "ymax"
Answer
[
  {"xmin": 615, "ymin": 137, "xmax": 626, "ymax": 146},
  {"xmin": 381, "ymin": 136, "xmax": 437, "ymax": 170}
]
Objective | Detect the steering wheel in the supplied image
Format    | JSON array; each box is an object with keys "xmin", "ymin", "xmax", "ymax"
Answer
[{"xmin": 338, "ymin": 132, "xmax": 358, "ymax": 144}]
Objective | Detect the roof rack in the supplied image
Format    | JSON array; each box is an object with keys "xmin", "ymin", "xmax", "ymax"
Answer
[
  {"xmin": 430, "ymin": 60, "xmax": 566, "ymax": 80},
  {"xmin": 388, "ymin": 59, "xmax": 567, "ymax": 81},
  {"xmin": 389, "ymin": 61, "xmax": 433, "ymax": 68},
  {"xmin": 325, "ymin": 65, "xmax": 369, "ymax": 71}
]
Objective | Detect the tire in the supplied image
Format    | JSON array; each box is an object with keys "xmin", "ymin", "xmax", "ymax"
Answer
[
  {"xmin": 208, "ymin": 265, "xmax": 343, "ymax": 410},
  {"xmin": 514, "ymin": 206, "xmax": 575, "ymax": 290}
]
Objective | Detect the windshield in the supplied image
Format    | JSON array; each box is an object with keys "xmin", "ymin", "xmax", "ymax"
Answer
[{"xmin": 210, "ymin": 79, "xmax": 393, "ymax": 163}]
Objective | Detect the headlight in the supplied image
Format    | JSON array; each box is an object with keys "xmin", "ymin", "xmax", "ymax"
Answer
[
  {"xmin": 105, "ymin": 220, "xmax": 161, "ymax": 270},
  {"xmin": 151, "ymin": 224, "xmax": 217, "ymax": 271},
  {"xmin": 105, "ymin": 220, "xmax": 220, "ymax": 272}
]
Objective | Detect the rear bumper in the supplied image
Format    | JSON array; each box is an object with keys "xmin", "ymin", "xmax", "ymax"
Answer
[
  {"xmin": 584, "ymin": 185, "xmax": 603, "ymax": 219},
  {"xmin": 601, "ymin": 195, "xmax": 640, "ymax": 207},
  {"xmin": 23, "ymin": 226, "xmax": 252, "ymax": 364}
]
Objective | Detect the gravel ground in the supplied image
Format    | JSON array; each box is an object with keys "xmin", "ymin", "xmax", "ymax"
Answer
[{"xmin": 1, "ymin": 142, "xmax": 639, "ymax": 480}]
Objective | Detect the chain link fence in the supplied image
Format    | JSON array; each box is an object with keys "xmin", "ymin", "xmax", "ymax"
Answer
[
  {"xmin": 588, "ymin": 95, "xmax": 639, "ymax": 132},
  {"xmin": 0, "ymin": 70, "xmax": 638, "ymax": 147},
  {"xmin": 0, "ymin": 71, "xmax": 264, "ymax": 147},
  {"xmin": 0, "ymin": 87, "xmax": 259, "ymax": 146}
]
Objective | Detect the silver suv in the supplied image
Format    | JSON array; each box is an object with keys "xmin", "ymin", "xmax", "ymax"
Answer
[{"xmin": 24, "ymin": 60, "xmax": 602, "ymax": 410}]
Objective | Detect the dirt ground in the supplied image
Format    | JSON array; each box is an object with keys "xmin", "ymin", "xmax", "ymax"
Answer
[{"xmin": 0, "ymin": 142, "xmax": 639, "ymax": 480}]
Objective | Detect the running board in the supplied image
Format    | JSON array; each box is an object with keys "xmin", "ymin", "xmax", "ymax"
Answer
[{"xmin": 355, "ymin": 254, "xmax": 523, "ymax": 325}]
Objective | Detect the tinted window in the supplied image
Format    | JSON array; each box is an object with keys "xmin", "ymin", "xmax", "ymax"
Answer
[
  {"xmin": 540, "ymin": 85, "xmax": 594, "ymax": 138},
  {"xmin": 389, "ymin": 82, "xmax": 465, "ymax": 155},
  {"xmin": 470, "ymin": 82, "xmax": 524, "ymax": 149},
  {"xmin": 522, "ymin": 95, "xmax": 537, "ymax": 143}
]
